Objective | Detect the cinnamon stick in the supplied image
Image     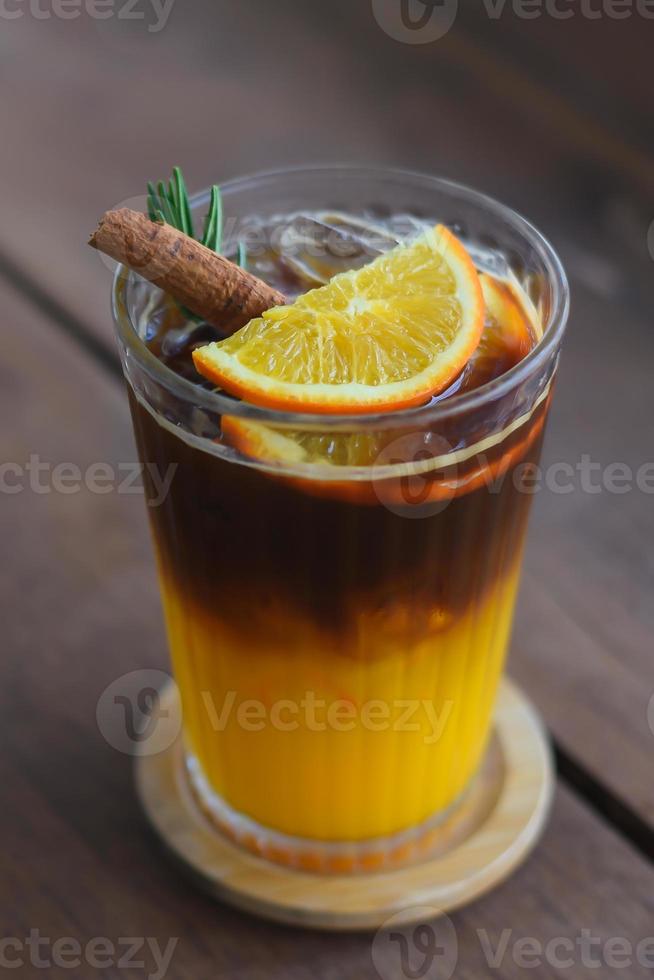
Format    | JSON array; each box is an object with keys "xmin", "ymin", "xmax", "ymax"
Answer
[{"xmin": 89, "ymin": 208, "xmax": 286, "ymax": 333}]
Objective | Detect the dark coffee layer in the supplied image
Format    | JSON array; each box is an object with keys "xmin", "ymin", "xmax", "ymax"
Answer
[{"xmin": 131, "ymin": 388, "xmax": 546, "ymax": 644}]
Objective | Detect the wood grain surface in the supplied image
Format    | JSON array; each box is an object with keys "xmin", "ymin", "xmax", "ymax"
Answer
[{"xmin": 1, "ymin": 3, "xmax": 652, "ymax": 975}]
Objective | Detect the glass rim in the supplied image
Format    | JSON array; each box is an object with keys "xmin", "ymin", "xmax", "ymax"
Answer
[{"xmin": 112, "ymin": 164, "xmax": 570, "ymax": 430}]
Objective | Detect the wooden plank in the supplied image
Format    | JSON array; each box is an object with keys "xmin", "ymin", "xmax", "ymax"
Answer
[{"xmin": 1, "ymin": 279, "xmax": 653, "ymax": 975}]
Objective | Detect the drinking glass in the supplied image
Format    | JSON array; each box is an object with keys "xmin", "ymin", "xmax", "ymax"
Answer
[{"xmin": 112, "ymin": 168, "xmax": 569, "ymax": 872}]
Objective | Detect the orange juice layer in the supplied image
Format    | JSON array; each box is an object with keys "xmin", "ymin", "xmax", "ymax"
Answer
[{"xmin": 160, "ymin": 563, "xmax": 522, "ymax": 841}]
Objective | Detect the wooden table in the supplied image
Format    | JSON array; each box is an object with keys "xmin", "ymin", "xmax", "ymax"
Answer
[{"xmin": 1, "ymin": 4, "xmax": 653, "ymax": 977}]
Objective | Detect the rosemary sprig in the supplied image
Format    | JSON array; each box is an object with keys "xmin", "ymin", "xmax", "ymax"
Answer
[
  {"xmin": 146, "ymin": 166, "xmax": 233, "ymax": 257},
  {"xmin": 146, "ymin": 167, "xmax": 248, "ymax": 320}
]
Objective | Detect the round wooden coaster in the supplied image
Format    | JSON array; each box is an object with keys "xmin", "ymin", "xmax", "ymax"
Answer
[{"xmin": 134, "ymin": 679, "xmax": 553, "ymax": 931}]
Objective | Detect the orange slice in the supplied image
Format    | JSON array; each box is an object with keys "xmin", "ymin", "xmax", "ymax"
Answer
[
  {"xmin": 219, "ymin": 270, "xmax": 544, "ymax": 504},
  {"xmin": 193, "ymin": 225, "xmax": 484, "ymax": 414}
]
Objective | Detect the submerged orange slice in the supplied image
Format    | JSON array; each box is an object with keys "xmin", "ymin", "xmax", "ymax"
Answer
[
  {"xmin": 221, "ymin": 403, "xmax": 547, "ymax": 507},
  {"xmin": 222, "ymin": 416, "xmax": 387, "ymax": 469},
  {"xmin": 193, "ymin": 225, "xmax": 484, "ymax": 414}
]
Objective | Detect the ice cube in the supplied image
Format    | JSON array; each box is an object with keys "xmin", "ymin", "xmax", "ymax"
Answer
[{"xmin": 271, "ymin": 211, "xmax": 406, "ymax": 286}]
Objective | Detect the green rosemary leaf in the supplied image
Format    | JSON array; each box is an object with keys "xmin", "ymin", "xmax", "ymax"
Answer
[
  {"xmin": 173, "ymin": 166, "xmax": 194, "ymax": 238},
  {"xmin": 146, "ymin": 181, "xmax": 160, "ymax": 223},
  {"xmin": 200, "ymin": 198, "xmax": 214, "ymax": 249},
  {"xmin": 201, "ymin": 185, "xmax": 222, "ymax": 253},
  {"xmin": 167, "ymin": 174, "xmax": 180, "ymax": 226},
  {"xmin": 207, "ymin": 188, "xmax": 220, "ymax": 251},
  {"xmin": 237, "ymin": 241, "xmax": 247, "ymax": 269},
  {"xmin": 214, "ymin": 186, "xmax": 223, "ymax": 253},
  {"xmin": 165, "ymin": 180, "xmax": 179, "ymax": 226},
  {"xmin": 156, "ymin": 181, "xmax": 176, "ymax": 227}
]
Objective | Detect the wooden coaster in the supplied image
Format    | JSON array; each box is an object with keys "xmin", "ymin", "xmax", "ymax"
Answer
[{"xmin": 135, "ymin": 679, "xmax": 553, "ymax": 931}]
